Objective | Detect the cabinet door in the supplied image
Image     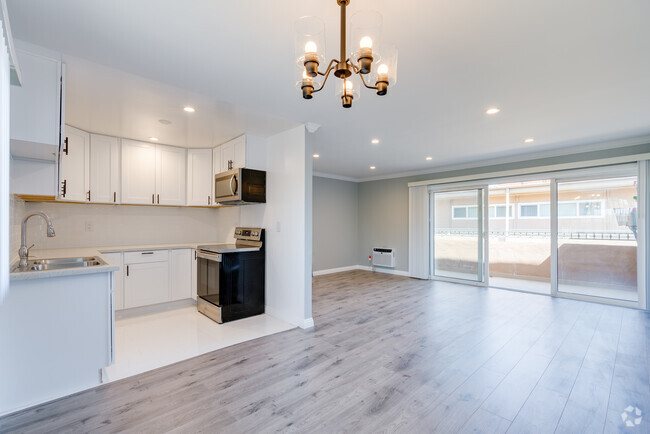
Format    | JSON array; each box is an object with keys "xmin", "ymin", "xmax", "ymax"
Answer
[
  {"xmin": 124, "ymin": 261, "xmax": 170, "ymax": 308},
  {"xmin": 232, "ymin": 135, "xmax": 246, "ymax": 169},
  {"xmin": 156, "ymin": 145, "xmax": 186, "ymax": 206},
  {"xmin": 121, "ymin": 139, "xmax": 156, "ymax": 205},
  {"xmin": 10, "ymin": 48, "xmax": 61, "ymax": 147},
  {"xmin": 59, "ymin": 125, "xmax": 89, "ymax": 202},
  {"xmin": 171, "ymin": 249, "xmax": 192, "ymax": 301},
  {"xmin": 187, "ymin": 149, "xmax": 213, "ymax": 206},
  {"xmin": 102, "ymin": 252, "xmax": 124, "ymax": 310},
  {"xmin": 220, "ymin": 141, "xmax": 235, "ymax": 173},
  {"xmin": 89, "ymin": 134, "xmax": 120, "ymax": 204}
]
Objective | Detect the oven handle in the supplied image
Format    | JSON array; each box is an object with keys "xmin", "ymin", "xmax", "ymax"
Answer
[
  {"xmin": 197, "ymin": 251, "xmax": 222, "ymax": 262},
  {"xmin": 229, "ymin": 174, "xmax": 238, "ymax": 196}
]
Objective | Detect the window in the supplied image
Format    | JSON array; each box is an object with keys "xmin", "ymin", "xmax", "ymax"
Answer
[
  {"xmin": 540, "ymin": 203, "xmax": 550, "ymax": 217},
  {"xmin": 453, "ymin": 207, "xmax": 467, "ymax": 219},
  {"xmin": 520, "ymin": 204, "xmax": 538, "ymax": 217},
  {"xmin": 488, "ymin": 205, "xmax": 514, "ymax": 218},
  {"xmin": 578, "ymin": 200, "xmax": 602, "ymax": 216}
]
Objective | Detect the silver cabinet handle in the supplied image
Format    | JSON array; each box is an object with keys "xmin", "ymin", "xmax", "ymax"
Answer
[
  {"xmin": 208, "ymin": 196, "xmax": 211, "ymax": 205},
  {"xmin": 87, "ymin": 190, "xmax": 91, "ymax": 202},
  {"xmin": 141, "ymin": 252, "xmax": 154, "ymax": 255},
  {"xmin": 126, "ymin": 265, "xmax": 129, "ymax": 277},
  {"xmin": 152, "ymin": 194, "xmax": 155, "ymax": 204},
  {"xmin": 113, "ymin": 192, "xmax": 116, "ymax": 203},
  {"xmin": 157, "ymin": 194, "xmax": 160, "ymax": 204}
]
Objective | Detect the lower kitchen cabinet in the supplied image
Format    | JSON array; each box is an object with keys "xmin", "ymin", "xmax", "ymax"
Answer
[
  {"xmin": 171, "ymin": 249, "xmax": 192, "ymax": 301},
  {"xmin": 124, "ymin": 252, "xmax": 170, "ymax": 309}
]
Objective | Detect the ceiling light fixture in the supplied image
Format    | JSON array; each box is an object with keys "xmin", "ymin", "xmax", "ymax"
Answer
[
  {"xmin": 149, "ymin": 137, "xmax": 159, "ymax": 141},
  {"xmin": 371, "ymin": 138, "xmax": 380, "ymax": 144},
  {"xmin": 295, "ymin": 1, "xmax": 398, "ymax": 108},
  {"xmin": 313, "ymin": 154, "xmax": 320, "ymax": 158},
  {"xmin": 183, "ymin": 106, "xmax": 195, "ymax": 113},
  {"xmin": 486, "ymin": 107, "xmax": 500, "ymax": 115},
  {"xmin": 524, "ymin": 138, "xmax": 534, "ymax": 143},
  {"xmin": 158, "ymin": 119, "xmax": 172, "ymax": 125},
  {"xmin": 426, "ymin": 156, "xmax": 433, "ymax": 161},
  {"xmin": 369, "ymin": 166, "xmax": 376, "ymax": 170}
]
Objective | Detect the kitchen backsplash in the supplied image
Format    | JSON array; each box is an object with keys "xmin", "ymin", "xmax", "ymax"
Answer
[{"xmin": 15, "ymin": 201, "xmax": 244, "ymax": 250}]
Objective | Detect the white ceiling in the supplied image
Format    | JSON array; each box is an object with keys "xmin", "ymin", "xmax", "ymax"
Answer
[{"xmin": 7, "ymin": 0, "xmax": 650, "ymax": 179}]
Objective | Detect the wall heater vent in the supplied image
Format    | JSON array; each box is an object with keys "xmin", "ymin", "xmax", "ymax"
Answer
[{"xmin": 372, "ymin": 247, "xmax": 395, "ymax": 268}]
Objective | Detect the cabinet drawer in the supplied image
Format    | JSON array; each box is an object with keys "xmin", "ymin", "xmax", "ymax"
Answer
[{"xmin": 124, "ymin": 250, "xmax": 169, "ymax": 264}]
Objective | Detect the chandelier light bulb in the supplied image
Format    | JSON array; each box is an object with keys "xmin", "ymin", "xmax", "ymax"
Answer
[
  {"xmin": 305, "ymin": 41, "xmax": 318, "ymax": 53},
  {"xmin": 360, "ymin": 36, "xmax": 373, "ymax": 49},
  {"xmin": 377, "ymin": 64, "xmax": 388, "ymax": 75},
  {"xmin": 345, "ymin": 80, "xmax": 354, "ymax": 91}
]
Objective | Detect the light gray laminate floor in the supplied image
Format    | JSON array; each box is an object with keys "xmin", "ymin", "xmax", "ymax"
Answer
[{"xmin": 2, "ymin": 270, "xmax": 650, "ymax": 433}]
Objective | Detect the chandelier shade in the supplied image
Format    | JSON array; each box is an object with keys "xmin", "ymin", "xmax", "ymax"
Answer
[{"xmin": 294, "ymin": 0, "xmax": 398, "ymax": 108}]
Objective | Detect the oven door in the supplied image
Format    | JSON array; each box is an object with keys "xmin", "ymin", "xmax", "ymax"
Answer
[
  {"xmin": 197, "ymin": 251, "xmax": 222, "ymax": 304},
  {"xmin": 214, "ymin": 169, "xmax": 240, "ymax": 203}
]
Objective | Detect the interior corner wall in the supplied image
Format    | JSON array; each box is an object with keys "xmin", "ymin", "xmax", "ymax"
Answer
[
  {"xmin": 312, "ymin": 176, "xmax": 359, "ymax": 272},
  {"xmin": 358, "ymin": 177, "xmax": 412, "ymax": 272},
  {"xmin": 242, "ymin": 125, "xmax": 312, "ymax": 328}
]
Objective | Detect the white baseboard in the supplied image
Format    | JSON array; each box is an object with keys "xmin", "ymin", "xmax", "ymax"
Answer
[
  {"xmin": 312, "ymin": 265, "xmax": 359, "ymax": 276},
  {"xmin": 265, "ymin": 305, "xmax": 313, "ymax": 329},
  {"xmin": 315, "ymin": 264, "xmax": 410, "ymax": 277}
]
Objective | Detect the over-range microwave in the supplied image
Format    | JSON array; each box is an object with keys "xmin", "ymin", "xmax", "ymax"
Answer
[{"xmin": 214, "ymin": 168, "xmax": 266, "ymax": 205}]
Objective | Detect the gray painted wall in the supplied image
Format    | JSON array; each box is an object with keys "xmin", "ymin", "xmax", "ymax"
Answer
[{"xmin": 312, "ymin": 176, "xmax": 359, "ymax": 271}]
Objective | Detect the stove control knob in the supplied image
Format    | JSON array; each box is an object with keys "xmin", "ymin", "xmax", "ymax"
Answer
[{"xmin": 252, "ymin": 231, "xmax": 259, "ymax": 237}]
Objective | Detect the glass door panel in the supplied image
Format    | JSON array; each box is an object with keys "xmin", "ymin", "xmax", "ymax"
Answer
[
  {"xmin": 556, "ymin": 176, "xmax": 639, "ymax": 302},
  {"xmin": 434, "ymin": 189, "xmax": 484, "ymax": 282},
  {"xmin": 488, "ymin": 180, "xmax": 551, "ymax": 294}
]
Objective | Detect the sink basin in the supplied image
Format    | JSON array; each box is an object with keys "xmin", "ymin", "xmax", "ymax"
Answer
[{"xmin": 12, "ymin": 256, "xmax": 107, "ymax": 273}]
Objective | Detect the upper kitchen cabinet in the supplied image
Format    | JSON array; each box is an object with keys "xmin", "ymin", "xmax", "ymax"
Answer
[
  {"xmin": 121, "ymin": 140, "xmax": 186, "ymax": 206},
  {"xmin": 187, "ymin": 149, "xmax": 213, "ymax": 206},
  {"xmin": 58, "ymin": 126, "xmax": 89, "ymax": 202},
  {"xmin": 10, "ymin": 42, "xmax": 63, "ymax": 161},
  {"xmin": 214, "ymin": 135, "xmax": 246, "ymax": 174},
  {"xmin": 121, "ymin": 139, "xmax": 156, "ymax": 205},
  {"xmin": 156, "ymin": 145, "xmax": 186, "ymax": 206},
  {"xmin": 89, "ymin": 134, "xmax": 120, "ymax": 204}
]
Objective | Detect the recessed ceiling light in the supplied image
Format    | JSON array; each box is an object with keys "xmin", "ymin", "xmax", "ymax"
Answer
[
  {"xmin": 313, "ymin": 154, "xmax": 320, "ymax": 158},
  {"xmin": 369, "ymin": 166, "xmax": 376, "ymax": 170},
  {"xmin": 158, "ymin": 119, "xmax": 172, "ymax": 125},
  {"xmin": 426, "ymin": 156, "xmax": 433, "ymax": 161},
  {"xmin": 486, "ymin": 107, "xmax": 500, "ymax": 115},
  {"xmin": 183, "ymin": 106, "xmax": 196, "ymax": 113},
  {"xmin": 149, "ymin": 137, "xmax": 159, "ymax": 141},
  {"xmin": 524, "ymin": 138, "xmax": 535, "ymax": 143},
  {"xmin": 371, "ymin": 139, "xmax": 380, "ymax": 144}
]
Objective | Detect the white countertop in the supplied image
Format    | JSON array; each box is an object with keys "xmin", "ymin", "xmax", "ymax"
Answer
[{"xmin": 9, "ymin": 241, "xmax": 220, "ymax": 282}]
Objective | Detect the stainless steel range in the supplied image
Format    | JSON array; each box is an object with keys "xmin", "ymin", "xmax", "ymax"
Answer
[{"xmin": 196, "ymin": 227, "xmax": 265, "ymax": 323}]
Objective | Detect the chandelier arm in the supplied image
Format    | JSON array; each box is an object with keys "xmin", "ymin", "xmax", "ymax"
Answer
[
  {"xmin": 312, "ymin": 62, "xmax": 337, "ymax": 93},
  {"xmin": 358, "ymin": 71, "xmax": 379, "ymax": 90},
  {"xmin": 317, "ymin": 59, "xmax": 339, "ymax": 76}
]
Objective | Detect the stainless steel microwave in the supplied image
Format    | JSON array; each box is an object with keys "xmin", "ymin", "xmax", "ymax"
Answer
[{"xmin": 214, "ymin": 168, "xmax": 266, "ymax": 205}]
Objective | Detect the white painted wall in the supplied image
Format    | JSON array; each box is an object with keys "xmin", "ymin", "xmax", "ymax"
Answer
[
  {"xmin": 0, "ymin": 17, "xmax": 9, "ymax": 303},
  {"xmin": 241, "ymin": 125, "xmax": 313, "ymax": 328}
]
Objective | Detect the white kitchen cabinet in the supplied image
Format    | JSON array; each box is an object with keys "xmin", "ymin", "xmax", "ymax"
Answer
[
  {"xmin": 124, "ymin": 250, "xmax": 170, "ymax": 308},
  {"xmin": 216, "ymin": 135, "xmax": 246, "ymax": 173},
  {"xmin": 102, "ymin": 252, "xmax": 124, "ymax": 310},
  {"xmin": 187, "ymin": 149, "xmax": 213, "ymax": 206},
  {"xmin": 58, "ymin": 125, "xmax": 89, "ymax": 202},
  {"xmin": 10, "ymin": 44, "xmax": 63, "ymax": 159},
  {"xmin": 121, "ymin": 139, "xmax": 157, "ymax": 205},
  {"xmin": 171, "ymin": 249, "xmax": 193, "ymax": 301},
  {"xmin": 220, "ymin": 140, "xmax": 235, "ymax": 173},
  {"xmin": 90, "ymin": 134, "xmax": 120, "ymax": 204},
  {"xmin": 156, "ymin": 145, "xmax": 186, "ymax": 206}
]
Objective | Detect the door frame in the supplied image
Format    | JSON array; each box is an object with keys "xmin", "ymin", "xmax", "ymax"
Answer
[{"xmin": 429, "ymin": 184, "xmax": 489, "ymax": 287}]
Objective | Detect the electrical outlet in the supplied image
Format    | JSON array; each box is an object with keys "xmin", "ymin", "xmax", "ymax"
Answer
[{"xmin": 85, "ymin": 220, "xmax": 94, "ymax": 232}]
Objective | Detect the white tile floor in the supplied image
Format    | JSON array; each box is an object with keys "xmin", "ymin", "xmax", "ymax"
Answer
[{"xmin": 103, "ymin": 307, "xmax": 295, "ymax": 382}]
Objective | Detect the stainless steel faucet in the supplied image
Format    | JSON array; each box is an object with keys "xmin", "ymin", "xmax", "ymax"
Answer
[{"xmin": 19, "ymin": 212, "xmax": 56, "ymax": 268}]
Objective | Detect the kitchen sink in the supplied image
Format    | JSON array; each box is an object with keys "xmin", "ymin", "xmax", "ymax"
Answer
[{"xmin": 12, "ymin": 256, "xmax": 107, "ymax": 272}]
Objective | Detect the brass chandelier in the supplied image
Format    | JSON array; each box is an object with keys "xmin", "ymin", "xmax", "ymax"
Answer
[{"xmin": 295, "ymin": 0, "xmax": 398, "ymax": 108}]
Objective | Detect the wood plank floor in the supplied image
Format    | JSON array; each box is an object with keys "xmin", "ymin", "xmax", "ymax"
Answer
[{"xmin": 2, "ymin": 270, "xmax": 650, "ymax": 433}]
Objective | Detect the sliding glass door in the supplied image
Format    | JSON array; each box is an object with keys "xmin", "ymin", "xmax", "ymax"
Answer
[
  {"xmin": 556, "ymin": 175, "xmax": 639, "ymax": 302},
  {"xmin": 433, "ymin": 188, "xmax": 485, "ymax": 283}
]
